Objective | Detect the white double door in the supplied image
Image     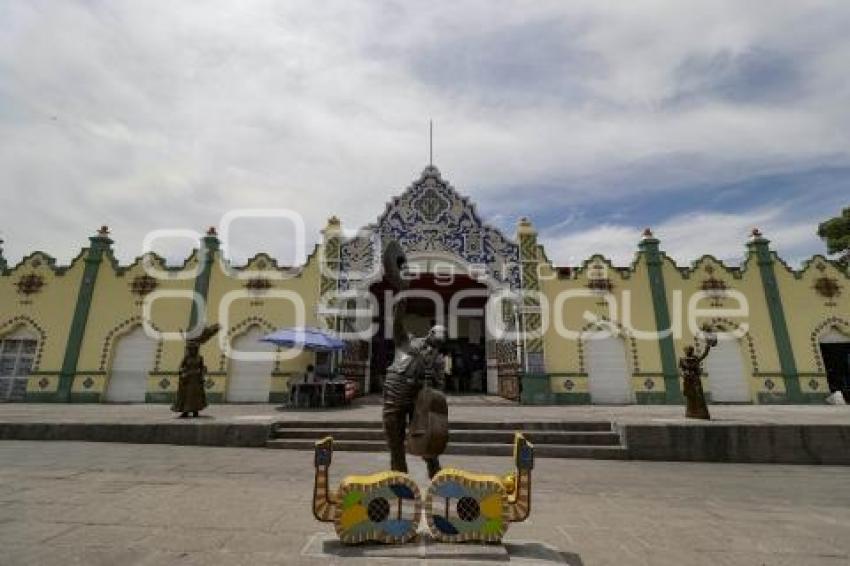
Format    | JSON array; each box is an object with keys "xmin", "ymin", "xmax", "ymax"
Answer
[
  {"xmin": 106, "ymin": 326, "xmax": 156, "ymax": 403},
  {"xmin": 705, "ymin": 339, "xmax": 750, "ymax": 402},
  {"xmin": 586, "ymin": 336, "xmax": 632, "ymax": 404},
  {"xmin": 227, "ymin": 328, "xmax": 274, "ymax": 403}
]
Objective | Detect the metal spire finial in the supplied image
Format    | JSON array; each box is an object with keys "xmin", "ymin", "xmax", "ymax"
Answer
[{"xmin": 429, "ymin": 120, "xmax": 433, "ymax": 167}]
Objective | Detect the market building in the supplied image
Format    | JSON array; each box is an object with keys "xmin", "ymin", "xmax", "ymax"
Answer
[{"xmin": 1, "ymin": 165, "xmax": 848, "ymax": 405}]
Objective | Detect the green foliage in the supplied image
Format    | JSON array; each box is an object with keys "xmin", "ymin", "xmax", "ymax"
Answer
[{"xmin": 818, "ymin": 206, "xmax": 850, "ymax": 263}]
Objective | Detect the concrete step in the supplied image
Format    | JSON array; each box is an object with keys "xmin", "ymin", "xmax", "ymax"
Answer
[
  {"xmin": 272, "ymin": 428, "xmax": 621, "ymax": 446},
  {"xmin": 272, "ymin": 420, "xmax": 614, "ymax": 433},
  {"xmin": 265, "ymin": 438, "xmax": 627, "ymax": 459}
]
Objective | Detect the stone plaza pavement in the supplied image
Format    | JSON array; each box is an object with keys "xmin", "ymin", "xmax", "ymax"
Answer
[
  {"xmin": 1, "ymin": 440, "xmax": 849, "ymax": 565},
  {"xmin": 1, "ymin": 398, "xmax": 849, "ymax": 425}
]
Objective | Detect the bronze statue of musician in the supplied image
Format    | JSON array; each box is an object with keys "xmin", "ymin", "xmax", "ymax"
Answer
[{"xmin": 381, "ymin": 240, "xmax": 448, "ymax": 479}]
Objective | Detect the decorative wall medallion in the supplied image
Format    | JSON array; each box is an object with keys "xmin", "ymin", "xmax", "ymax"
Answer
[
  {"xmin": 808, "ymin": 379, "xmax": 819, "ymax": 390},
  {"xmin": 158, "ymin": 378, "xmax": 170, "ymax": 390},
  {"xmin": 16, "ymin": 273, "xmax": 45, "ymax": 296},
  {"xmin": 130, "ymin": 274, "xmax": 158, "ymax": 297},
  {"xmin": 644, "ymin": 378, "xmax": 655, "ymax": 390},
  {"xmin": 413, "ymin": 186, "xmax": 450, "ymax": 222},
  {"xmin": 563, "ymin": 379, "xmax": 574, "ymax": 391},
  {"xmin": 764, "ymin": 379, "xmax": 775, "ymax": 391},
  {"xmin": 204, "ymin": 379, "xmax": 215, "ymax": 389},
  {"xmin": 464, "ymin": 230, "xmax": 483, "ymax": 254},
  {"xmin": 38, "ymin": 377, "xmax": 49, "ymax": 389},
  {"xmin": 813, "ymin": 277, "xmax": 841, "ymax": 306},
  {"xmin": 82, "ymin": 377, "xmax": 94, "ymax": 389},
  {"xmin": 586, "ymin": 278, "xmax": 614, "ymax": 293},
  {"xmin": 244, "ymin": 277, "xmax": 272, "ymax": 293},
  {"xmin": 700, "ymin": 275, "xmax": 729, "ymax": 307}
]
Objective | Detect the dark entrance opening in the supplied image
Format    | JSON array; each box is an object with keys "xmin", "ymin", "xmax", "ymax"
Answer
[
  {"xmin": 368, "ymin": 273, "xmax": 488, "ymax": 394},
  {"xmin": 820, "ymin": 340, "xmax": 850, "ymax": 402}
]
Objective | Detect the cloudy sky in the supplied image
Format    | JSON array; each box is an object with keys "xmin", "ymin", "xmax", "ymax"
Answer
[{"xmin": 1, "ymin": 0, "xmax": 848, "ymax": 268}]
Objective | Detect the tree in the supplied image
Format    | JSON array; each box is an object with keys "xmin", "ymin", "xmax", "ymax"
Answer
[{"xmin": 818, "ymin": 206, "xmax": 850, "ymax": 265}]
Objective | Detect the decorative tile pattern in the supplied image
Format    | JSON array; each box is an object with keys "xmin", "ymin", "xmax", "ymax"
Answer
[
  {"xmin": 158, "ymin": 378, "xmax": 170, "ymax": 390},
  {"xmin": 82, "ymin": 376, "xmax": 94, "ymax": 389},
  {"xmin": 338, "ymin": 166, "xmax": 521, "ymax": 291}
]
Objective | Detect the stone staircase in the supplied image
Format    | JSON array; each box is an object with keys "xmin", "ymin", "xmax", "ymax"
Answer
[{"xmin": 267, "ymin": 420, "xmax": 627, "ymax": 459}]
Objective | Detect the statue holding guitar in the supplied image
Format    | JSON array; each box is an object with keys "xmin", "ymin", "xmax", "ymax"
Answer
[{"xmin": 381, "ymin": 240, "xmax": 449, "ymax": 479}]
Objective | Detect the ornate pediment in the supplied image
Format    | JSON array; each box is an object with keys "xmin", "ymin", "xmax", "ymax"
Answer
[{"xmin": 339, "ymin": 166, "xmax": 520, "ymax": 289}]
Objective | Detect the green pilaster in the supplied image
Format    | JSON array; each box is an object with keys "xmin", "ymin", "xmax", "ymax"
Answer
[
  {"xmin": 638, "ymin": 231, "xmax": 680, "ymax": 403},
  {"xmin": 188, "ymin": 228, "xmax": 220, "ymax": 331},
  {"xmin": 54, "ymin": 228, "xmax": 113, "ymax": 402},
  {"xmin": 747, "ymin": 231, "xmax": 801, "ymax": 402}
]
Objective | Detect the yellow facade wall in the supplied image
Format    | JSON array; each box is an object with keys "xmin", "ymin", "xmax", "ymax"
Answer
[
  {"xmin": 660, "ymin": 253, "xmax": 783, "ymax": 402},
  {"xmin": 199, "ymin": 250, "xmax": 323, "ymax": 399},
  {"xmin": 539, "ymin": 253, "xmax": 664, "ymax": 397},
  {"xmin": 773, "ymin": 255, "xmax": 850, "ymax": 394},
  {"xmin": 0, "ymin": 252, "xmax": 86, "ymax": 394},
  {"xmin": 74, "ymin": 252, "xmax": 198, "ymax": 399}
]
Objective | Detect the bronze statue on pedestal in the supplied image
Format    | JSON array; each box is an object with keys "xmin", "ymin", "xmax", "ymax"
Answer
[
  {"xmin": 380, "ymin": 240, "xmax": 449, "ymax": 479},
  {"xmin": 172, "ymin": 323, "xmax": 220, "ymax": 418},
  {"xmin": 679, "ymin": 332, "xmax": 717, "ymax": 420}
]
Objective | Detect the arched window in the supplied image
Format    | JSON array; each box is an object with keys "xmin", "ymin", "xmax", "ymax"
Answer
[{"xmin": 0, "ymin": 327, "xmax": 38, "ymax": 401}]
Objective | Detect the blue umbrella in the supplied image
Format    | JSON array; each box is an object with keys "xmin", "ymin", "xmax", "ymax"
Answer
[{"xmin": 260, "ymin": 326, "xmax": 345, "ymax": 352}]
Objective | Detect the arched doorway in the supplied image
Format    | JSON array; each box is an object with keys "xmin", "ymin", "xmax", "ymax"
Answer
[
  {"xmin": 0, "ymin": 327, "xmax": 38, "ymax": 401},
  {"xmin": 227, "ymin": 326, "xmax": 275, "ymax": 403},
  {"xmin": 820, "ymin": 329, "xmax": 850, "ymax": 402},
  {"xmin": 705, "ymin": 338, "xmax": 750, "ymax": 403},
  {"xmin": 106, "ymin": 326, "xmax": 156, "ymax": 403},
  {"xmin": 368, "ymin": 272, "xmax": 489, "ymax": 395},
  {"xmin": 585, "ymin": 333, "xmax": 632, "ymax": 404}
]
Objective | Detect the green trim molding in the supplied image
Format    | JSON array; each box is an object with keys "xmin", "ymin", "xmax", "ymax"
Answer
[
  {"xmin": 145, "ymin": 392, "xmax": 176, "ymax": 404},
  {"xmin": 24, "ymin": 391, "xmax": 65, "ymax": 403},
  {"xmin": 520, "ymin": 373, "xmax": 592, "ymax": 405},
  {"xmin": 748, "ymin": 232, "xmax": 801, "ymax": 402},
  {"xmin": 52, "ymin": 228, "xmax": 113, "ymax": 402},
  {"xmin": 635, "ymin": 391, "xmax": 668, "ymax": 405},
  {"xmin": 638, "ymin": 231, "xmax": 681, "ymax": 403},
  {"xmin": 69, "ymin": 392, "xmax": 102, "ymax": 403},
  {"xmin": 188, "ymin": 229, "xmax": 220, "ymax": 331},
  {"xmin": 520, "ymin": 373, "xmax": 550, "ymax": 404}
]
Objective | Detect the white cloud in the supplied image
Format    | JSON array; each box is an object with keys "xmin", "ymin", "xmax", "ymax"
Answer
[
  {"xmin": 541, "ymin": 207, "xmax": 824, "ymax": 267},
  {"xmin": 0, "ymin": 1, "xmax": 847, "ymax": 265}
]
